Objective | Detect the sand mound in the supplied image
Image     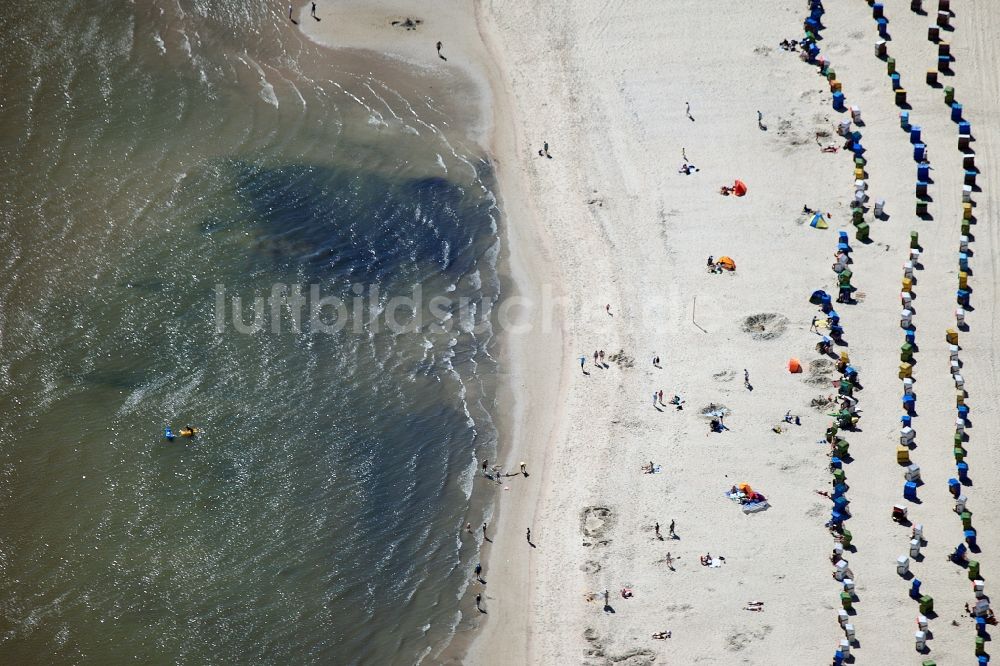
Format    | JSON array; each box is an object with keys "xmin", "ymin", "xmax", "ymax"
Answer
[
  {"xmin": 806, "ymin": 358, "xmax": 836, "ymax": 385},
  {"xmin": 741, "ymin": 313, "xmax": 789, "ymax": 340},
  {"xmin": 581, "ymin": 506, "xmax": 614, "ymax": 538},
  {"xmin": 810, "ymin": 394, "xmax": 837, "ymax": 412}
]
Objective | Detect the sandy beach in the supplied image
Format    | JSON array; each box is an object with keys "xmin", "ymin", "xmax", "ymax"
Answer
[{"xmin": 303, "ymin": 0, "xmax": 1000, "ymax": 663}]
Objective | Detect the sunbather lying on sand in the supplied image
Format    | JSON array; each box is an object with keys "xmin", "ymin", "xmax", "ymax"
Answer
[
  {"xmin": 620, "ymin": 588, "xmax": 633, "ymax": 599},
  {"xmin": 821, "ymin": 144, "xmax": 839, "ymax": 153},
  {"xmin": 642, "ymin": 461, "xmax": 656, "ymax": 473},
  {"xmin": 719, "ymin": 186, "xmax": 734, "ymax": 195},
  {"xmin": 744, "ymin": 601, "xmax": 765, "ymax": 612},
  {"xmin": 651, "ymin": 631, "xmax": 672, "ymax": 639}
]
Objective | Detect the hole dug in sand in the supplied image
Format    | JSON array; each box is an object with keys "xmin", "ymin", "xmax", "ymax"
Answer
[
  {"xmin": 741, "ymin": 313, "xmax": 789, "ymax": 340},
  {"xmin": 806, "ymin": 358, "xmax": 836, "ymax": 385},
  {"xmin": 582, "ymin": 506, "xmax": 614, "ymax": 539}
]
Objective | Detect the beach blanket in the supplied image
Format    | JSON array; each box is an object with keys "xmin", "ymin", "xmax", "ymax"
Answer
[{"xmin": 743, "ymin": 501, "xmax": 770, "ymax": 514}]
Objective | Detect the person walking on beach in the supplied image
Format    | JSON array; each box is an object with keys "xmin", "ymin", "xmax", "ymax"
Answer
[
  {"xmin": 436, "ymin": 41, "xmax": 447, "ymax": 61},
  {"xmin": 757, "ymin": 110, "xmax": 765, "ymax": 130},
  {"xmin": 580, "ymin": 355, "xmax": 586, "ymax": 373},
  {"xmin": 653, "ymin": 354, "xmax": 660, "ymax": 368},
  {"xmin": 655, "ymin": 522, "xmax": 661, "ymax": 539},
  {"xmin": 466, "ymin": 522, "xmax": 472, "ymax": 534},
  {"xmin": 606, "ymin": 304, "xmax": 612, "ymax": 316},
  {"xmin": 658, "ymin": 390, "xmax": 664, "ymax": 405},
  {"xmin": 665, "ymin": 552, "xmax": 675, "ymax": 569},
  {"xmin": 653, "ymin": 392, "xmax": 658, "ymax": 408},
  {"xmin": 810, "ymin": 315, "xmax": 818, "ymax": 332},
  {"xmin": 474, "ymin": 563, "xmax": 483, "ymax": 582},
  {"xmin": 594, "ymin": 350, "xmax": 599, "ymax": 365},
  {"xmin": 482, "ymin": 522, "xmax": 488, "ymax": 538},
  {"xmin": 526, "ymin": 527, "xmax": 531, "ymax": 543},
  {"xmin": 669, "ymin": 519, "xmax": 676, "ymax": 538},
  {"xmin": 604, "ymin": 589, "xmax": 610, "ymax": 606},
  {"xmin": 543, "ymin": 141, "xmax": 550, "ymax": 158},
  {"xmin": 310, "ymin": 2, "xmax": 320, "ymax": 20},
  {"xmin": 288, "ymin": 4, "xmax": 298, "ymax": 24},
  {"xmin": 520, "ymin": 461, "xmax": 527, "ymax": 475},
  {"xmin": 475, "ymin": 593, "xmax": 482, "ymax": 611},
  {"xmin": 685, "ymin": 102, "xmax": 694, "ymax": 121},
  {"xmin": 599, "ymin": 350, "xmax": 605, "ymax": 365}
]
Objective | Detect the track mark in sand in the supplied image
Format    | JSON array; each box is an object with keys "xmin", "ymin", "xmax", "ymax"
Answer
[
  {"xmin": 724, "ymin": 625, "xmax": 773, "ymax": 652},
  {"xmin": 741, "ymin": 313, "xmax": 789, "ymax": 340},
  {"xmin": 662, "ymin": 603, "xmax": 693, "ymax": 612},
  {"xmin": 583, "ymin": 627, "xmax": 606, "ymax": 664},
  {"xmin": 713, "ymin": 369, "xmax": 736, "ymax": 382},
  {"xmin": 806, "ymin": 503, "xmax": 827, "ymax": 518},
  {"xmin": 582, "ymin": 539, "xmax": 612, "ymax": 548},
  {"xmin": 608, "ymin": 648, "xmax": 656, "ymax": 665},
  {"xmin": 580, "ymin": 560, "xmax": 602, "ymax": 574}
]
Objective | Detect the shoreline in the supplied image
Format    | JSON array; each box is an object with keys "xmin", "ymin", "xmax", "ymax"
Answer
[{"xmin": 300, "ymin": 3, "xmax": 564, "ymax": 664}]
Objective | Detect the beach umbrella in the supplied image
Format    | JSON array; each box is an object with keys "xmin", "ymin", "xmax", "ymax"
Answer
[
  {"xmin": 733, "ymin": 179, "xmax": 748, "ymax": 197},
  {"xmin": 810, "ymin": 213, "xmax": 829, "ymax": 229},
  {"xmin": 788, "ymin": 358, "xmax": 803, "ymax": 373},
  {"xmin": 717, "ymin": 256, "xmax": 736, "ymax": 271}
]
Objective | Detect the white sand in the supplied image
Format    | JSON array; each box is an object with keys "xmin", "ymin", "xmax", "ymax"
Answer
[{"xmin": 304, "ymin": 0, "xmax": 1000, "ymax": 662}]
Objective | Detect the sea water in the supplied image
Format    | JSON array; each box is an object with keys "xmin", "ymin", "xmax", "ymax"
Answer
[{"xmin": 0, "ymin": 2, "xmax": 499, "ymax": 663}]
